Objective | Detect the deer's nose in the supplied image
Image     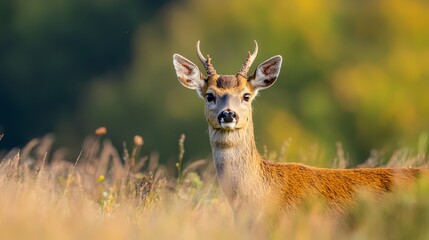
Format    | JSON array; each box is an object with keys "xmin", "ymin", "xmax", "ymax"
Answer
[{"xmin": 218, "ymin": 110, "xmax": 239, "ymax": 123}]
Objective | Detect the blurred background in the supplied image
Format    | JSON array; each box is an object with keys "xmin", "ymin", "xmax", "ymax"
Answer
[{"xmin": 1, "ymin": 0, "xmax": 428, "ymax": 166}]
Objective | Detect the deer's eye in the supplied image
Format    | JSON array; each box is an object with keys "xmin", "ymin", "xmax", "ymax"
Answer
[
  {"xmin": 243, "ymin": 93, "xmax": 251, "ymax": 102},
  {"xmin": 206, "ymin": 93, "xmax": 215, "ymax": 103}
]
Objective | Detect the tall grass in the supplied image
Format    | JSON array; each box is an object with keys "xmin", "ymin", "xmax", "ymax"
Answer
[{"xmin": 0, "ymin": 131, "xmax": 428, "ymax": 239}]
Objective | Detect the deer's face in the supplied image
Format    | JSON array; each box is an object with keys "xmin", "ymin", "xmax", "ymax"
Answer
[
  {"xmin": 203, "ymin": 74, "xmax": 253, "ymax": 130},
  {"xmin": 173, "ymin": 41, "xmax": 282, "ymax": 131}
]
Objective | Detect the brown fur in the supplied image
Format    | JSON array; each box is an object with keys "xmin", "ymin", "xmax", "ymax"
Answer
[
  {"xmin": 172, "ymin": 49, "xmax": 428, "ymax": 219},
  {"xmin": 208, "ymin": 107, "xmax": 426, "ymax": 217},
  {"xmin": 261, "ymin": 161, "xmax": 423, "ymax": 213}
]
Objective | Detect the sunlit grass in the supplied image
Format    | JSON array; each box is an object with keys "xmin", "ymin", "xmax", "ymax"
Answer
[{"xmin": 0, "ymin": 131, "xmax": 428, "ymax": 239}]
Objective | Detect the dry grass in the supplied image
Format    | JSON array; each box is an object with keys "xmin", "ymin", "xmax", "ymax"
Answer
[{"xmin": 1, "ymin": 132, "xmax": 429, "ymax": 240}]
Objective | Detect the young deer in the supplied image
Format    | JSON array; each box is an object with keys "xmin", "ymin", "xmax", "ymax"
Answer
[{"xmin": 172, "ymin": 41, "xmax": 427, "ymax": 217}]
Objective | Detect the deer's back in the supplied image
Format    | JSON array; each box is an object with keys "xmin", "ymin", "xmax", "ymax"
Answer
[{"xmin": 261, "ymin": 161, "xmax": 425, "ymax": 212}]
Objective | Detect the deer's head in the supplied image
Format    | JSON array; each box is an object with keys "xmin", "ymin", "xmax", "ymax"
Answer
[{"xmin": 173, "ymin": 41, "xmax": 282, "ymax": 131}]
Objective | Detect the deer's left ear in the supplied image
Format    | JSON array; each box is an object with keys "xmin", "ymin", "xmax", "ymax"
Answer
[{"xmin": 249, "ymin": 56, "xmax": 282, "ymax": 90}]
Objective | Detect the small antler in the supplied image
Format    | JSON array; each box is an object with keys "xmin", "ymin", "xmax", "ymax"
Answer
[
  {"xmin": 238, "ymin": 40, "xmax": 258, "ymax": 77},
  {"xmin": 196, "ymin": 41, "xmax": 217, "ymax": 77}
]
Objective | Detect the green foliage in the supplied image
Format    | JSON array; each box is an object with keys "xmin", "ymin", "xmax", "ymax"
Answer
[
  {"xmin": 1, "ymin": 0, "xmax": 429, "ymax": 165},
  {"xmin": 0, "ymin": 0, "xmax": 163, "ymax": 149},
  {"xmin": 83, "ymin": 0, "xmax": 429, "ymax": 164}
]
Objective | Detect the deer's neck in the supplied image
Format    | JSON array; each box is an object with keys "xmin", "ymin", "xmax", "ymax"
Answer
[
  {"xmin": 208, "ymin": 118, "xmax": 267, "ymax": 208},
  {"xmin": 208, "ymin": 118, "xmax": 261, "ymax": 169}
]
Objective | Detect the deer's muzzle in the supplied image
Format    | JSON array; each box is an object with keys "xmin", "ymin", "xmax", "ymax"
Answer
[{"xmin": 218, "ymin": 110, "xmax": 239, "ymax": 129}]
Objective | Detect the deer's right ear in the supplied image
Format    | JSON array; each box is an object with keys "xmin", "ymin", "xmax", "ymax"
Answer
[{"xmin": 173, "ymin": 54, "xmax": 204, "ymax": 91}]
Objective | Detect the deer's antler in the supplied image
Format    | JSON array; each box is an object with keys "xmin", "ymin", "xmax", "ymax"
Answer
[
  {"xmin": 196, "ymin": 41, "xmax": 217, "ymax": 77},
  {"xmin": 238, "ymin": 40, "xmax": 258, "ymax": 77}
]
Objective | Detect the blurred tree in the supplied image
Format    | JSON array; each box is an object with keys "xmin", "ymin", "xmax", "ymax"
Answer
[
  {"xmin": 1, "ymin": 0, "xmax": 428, "ymax": 166},
  {"xmin": 0, "ymin": 0, "xmax": 169, "ymax": 150}
]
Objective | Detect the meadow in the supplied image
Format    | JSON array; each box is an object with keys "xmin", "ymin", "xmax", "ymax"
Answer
[
  {"xmin": 2, "ymin": 1, "xmax": 429, "ymax": 239},
  {"xmin": 1, "ymin": 130, "xmax": 429, "ymax": 240}
]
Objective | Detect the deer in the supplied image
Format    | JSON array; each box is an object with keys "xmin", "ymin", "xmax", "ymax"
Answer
[{"xmin": 172, "ymin": 41, "xmax": 428, "ymax": 220}]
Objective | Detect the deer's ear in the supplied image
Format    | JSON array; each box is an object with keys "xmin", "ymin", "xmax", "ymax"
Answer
[
  {"xmin": 249, "ymin": 55, "xmax": 282, "ymax": 91},
  {"xmin": 173, "ymin": 54, "xmax": 204, "ymax": 91}
]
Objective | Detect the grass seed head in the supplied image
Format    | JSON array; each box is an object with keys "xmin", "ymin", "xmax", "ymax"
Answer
[
  {"xmin": 95, "ymin": 127, "xmax": 107, "ymax": 136},
  {"xmin": 134, "ymin": 135, "xmax": 144, "ymax": 146}
]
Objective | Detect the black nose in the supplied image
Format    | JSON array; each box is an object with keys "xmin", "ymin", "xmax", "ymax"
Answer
[{"xmin": 218, "ymin": 110, "xmax": 238, "ymax": 123}]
